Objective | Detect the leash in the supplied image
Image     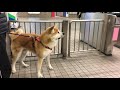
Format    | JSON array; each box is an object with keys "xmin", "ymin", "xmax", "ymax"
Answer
[
  {"xmin": 35, "ymin": 37, "xmax": 52, "ymax": 50},
  {"xmin": 9, "ymin": 33, "xmax": 52, "ymax": 50}
]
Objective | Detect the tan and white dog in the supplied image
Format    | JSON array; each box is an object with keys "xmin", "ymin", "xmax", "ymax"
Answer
[{"xmin": 9, "ymin": 26, "xmax": 64, "ymax": 78}]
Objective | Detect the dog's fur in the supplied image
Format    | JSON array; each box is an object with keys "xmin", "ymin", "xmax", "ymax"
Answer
[{"xmin": 9, "ymin": 26, "xmax": 64, "ymax": 78}]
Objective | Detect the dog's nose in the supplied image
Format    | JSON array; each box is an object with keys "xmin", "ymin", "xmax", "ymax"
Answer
[{"xmin": 63, "ymin": 32, "xmax": 65, "ymax": 35}]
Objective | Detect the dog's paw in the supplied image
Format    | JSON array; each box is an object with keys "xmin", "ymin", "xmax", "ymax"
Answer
[
  {"xmin": 48, "ymin": 65, "xmax": 53, "ymax": 70},
  {"xmin": 38, "ymin": 74, "xmax": 44, "ymax": 78},
  {"xmin": 12, "ymin": 70, "xmax": 16, "ymax": 74},
  {"xmin": 23, "ymin": 64, "xmax": 29, "ymax": 68}
]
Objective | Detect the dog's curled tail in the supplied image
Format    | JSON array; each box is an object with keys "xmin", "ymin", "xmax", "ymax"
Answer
[{"xmin": 9, "ymin": 27, "xmax": 24, "ymax": 41}]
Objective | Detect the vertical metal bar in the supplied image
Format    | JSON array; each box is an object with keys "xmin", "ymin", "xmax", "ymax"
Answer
[
  {"xmin": 45, "ymin": 22, "xmax": 46, "ymax": 30},
  {"xmin": 87, "ymin": 21, "xmax": 91, "ymax": 50},
  {"xmin": 33, "ymin": 22, "xmax": 37, "ymax": 57},
  {"xmin": 29, "ymin": 56, "xmax": 32, "ymax": 78},
  {"xmin": 18, "ymin": 22, "xmax": 20, "ymax": 27},
  {"xmin": 92, "ymin": 22, "xmax": 95, "ymax": 47},
  {"xmin": 30, "ymin": 22, "xmax": 32, "ymax": 56},
  {"xmin": 74, "ymin": 22, "xmax": 76, "ymax": 51},
  {"xmin": 60, "ymin": 22, "xmax": 62, "ymax": 55},
  {"xmin": 35, "ymin": 22, "xmax": 36, "ymax": 34},
  {"xmin": 13, "ymin": 22, "xmax": 15, "ymax": 27},
  {"xmin": 34, "ymin": 22, "xmax": 37, "ymax": 57},
  {"xmin": 58, "ymin": 22, "xmax": 60, "ymax": 55},
  {"xmin": 68, "ymin": 22, "xmax": 71, "ymax": 57},
  {"xmin": 100, "ymin": 21, "xmax": 104, "ymax": 51},
  {"xmin": 18, "ymin": 22, "xmax": 20, "ymax": 26},
  {"xmin": 18, "ymin": 22, "xmax": 20, "ymax": 31},
  {"xmin": 24, "ymin": 22, "xmax": 26, "ymax": 33},
  {"xmin": 83, "ymin": 21, "xmax": 86, "ymax": 50},
  {"xmin": 40, "ymin": 22, "xmax": 41, "ymax": 34},
  {"xmin": 54, "ymin": 22, "xmax": 55, "ymax": 26},
  {"xmin": 61, "ymin": 20, "xmax": 69, "ymax": 57},
  {"xmin": 78, "ymin": 21, "xmax": 81, "ymax": 51},
  {"xmin": 96, "ymin": 21, "xmax": 100, "ymax": 50},
  {"xmin": 30, "ymin": 22, "xmax": 32, "ymax": 33},
  {"xmin": 49, "ymin": 22, "xmax": 51, "ymax": 27},
  {"xmin": 54, "ymin": 22, "xmax": 55, "ymax": 54}
]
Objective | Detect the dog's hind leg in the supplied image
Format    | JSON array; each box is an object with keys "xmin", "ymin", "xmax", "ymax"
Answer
[
  {"xmin": 11, "ymin": 47, "xmax": 23, "ymax": 73},
  {"xmin": 46, "ymin": 55, "xmax": 53, "ymax": 70},
  {"xmin": 19, "ymin": 49, "xmax": 29, "ymax": 68},
  {"xmin": 37, "ymin": 58, "xmax": 44, "ymax": 78}
]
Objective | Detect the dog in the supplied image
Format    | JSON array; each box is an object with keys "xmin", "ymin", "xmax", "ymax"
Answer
[{"xmin": 9, "ymin": 25, "xmax": 64, "ymax": 78}]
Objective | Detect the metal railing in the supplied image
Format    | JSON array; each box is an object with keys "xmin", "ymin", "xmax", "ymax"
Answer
[
  {"xmin": 8, "ymin": 14, "xmax": 116, "ymax": 58},
  {"xmin": 68, "ymin": 19, "xmax": 104, "ymax": 56},
  {"xmin": 9, "ymin": 20, "xmax": 63, "ymax": 58}
]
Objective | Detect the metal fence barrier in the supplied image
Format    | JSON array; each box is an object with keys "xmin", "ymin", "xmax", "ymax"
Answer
[
  {"xmin": 9, "ymin": 20, "xmax": 63, "ymax": 58},
  {"xmin": 8, "ymin": 14, "xmax": 116, "ymax": 59},
  {"xmin": 68, "ymin": 19, "xmax": 104, "ymax": 56}
]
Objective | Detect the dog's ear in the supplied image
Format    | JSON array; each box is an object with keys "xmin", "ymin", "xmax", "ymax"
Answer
[{"xmin": 49, "ymin": 26, "xmax": 55, "ymax": 33}]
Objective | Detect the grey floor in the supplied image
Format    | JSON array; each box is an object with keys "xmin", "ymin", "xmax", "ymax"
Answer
[
  {"xmin": 10, "ymin": 46, "xmax": 120, "ymax": 78},
  {"xmin": 10, "ymin": 17, "xmax": 120, "ymax": 78}
]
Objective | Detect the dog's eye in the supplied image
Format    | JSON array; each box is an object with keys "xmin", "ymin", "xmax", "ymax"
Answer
[{"xmin": 58, "ymin": 32, "xmax": 59, "ymax": 33}]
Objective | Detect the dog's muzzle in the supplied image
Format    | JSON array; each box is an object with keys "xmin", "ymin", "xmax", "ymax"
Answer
[{"xmin": 58, "ymin": 32, "xmax": 64, "ymax": 39}]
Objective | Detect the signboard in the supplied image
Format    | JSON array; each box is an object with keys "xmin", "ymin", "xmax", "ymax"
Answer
[{"xmin": 112, "ymin": 28, "xmax": 119, "ymax": 41}]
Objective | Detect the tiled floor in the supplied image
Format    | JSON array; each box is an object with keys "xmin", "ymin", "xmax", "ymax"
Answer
[
  {"xmin": 10, "ymin": 46, "xmax": 120, "ymax": 78},
  {"xmin": 9, "ymin": 16, "xmax": 120, "ymax": 78}
]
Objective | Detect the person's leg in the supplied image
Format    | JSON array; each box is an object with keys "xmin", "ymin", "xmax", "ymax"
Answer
[
  {"xmin": 0, "ymin": 33, "xmax": 11, "ymax": 78},
  {"xmin": 77, "ymin": 12, "xmax": 79, "ymax": 15}
]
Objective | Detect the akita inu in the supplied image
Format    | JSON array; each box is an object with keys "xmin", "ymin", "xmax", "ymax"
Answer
[{"xmin": 9, "ymin": 26, "xmax": 64, "ymax": 78}]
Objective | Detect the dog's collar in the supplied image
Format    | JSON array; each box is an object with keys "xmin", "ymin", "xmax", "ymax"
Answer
[{"xmin": 35, "ymin": 37, "xmax": 52, "ymax": 50}]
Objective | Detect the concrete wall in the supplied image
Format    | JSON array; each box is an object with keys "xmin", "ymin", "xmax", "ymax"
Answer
[
  {"xmin": 17, "ymin": 12, "xmax": 78, "ymax": 18},
  {"xmin": 17, "ymin": 12, "xmax": 51, "ymax": 18},
  {"xmin": 39, "ymin": 12, "xmax": 51, "ymax": 18},
  {"xmin": 17, "ymin": 12, "xmax": 29, "ymax": 17},
  {"xmin": 56, "ymin": 12, "xmax": 63, "ymax": 17}
]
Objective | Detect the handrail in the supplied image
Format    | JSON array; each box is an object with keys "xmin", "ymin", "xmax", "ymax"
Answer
[
  {"xmin": 70, "ymin": 19, "xmax": 104, "ymax": 22},
  {"xmin": 9, "ymin": 20, "xmax": 63, "ymax": 23}
]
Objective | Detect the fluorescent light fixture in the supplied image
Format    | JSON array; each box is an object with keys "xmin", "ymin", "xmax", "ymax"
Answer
[{"xmin": 28, "ymin": 12, "xmax": 40, "ymax": 14}]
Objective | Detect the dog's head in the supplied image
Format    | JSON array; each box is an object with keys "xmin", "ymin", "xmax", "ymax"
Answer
[{"xmin": 43, "ymin": 25, "xmax": 64, "ymax": 41}]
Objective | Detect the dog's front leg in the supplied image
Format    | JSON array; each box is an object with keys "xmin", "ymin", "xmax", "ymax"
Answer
[
  {"xmin": 46, "ymin": 55, "xmax": 53, "ymax": 70},
  {"xmin": 37, "ymin": 58, "xmax": 44, "ymax": 78}
]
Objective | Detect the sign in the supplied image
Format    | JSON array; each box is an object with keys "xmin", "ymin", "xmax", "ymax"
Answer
[{"xmin": 112, "ymin": 27, "xmax": 119, "ymax": 41}]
